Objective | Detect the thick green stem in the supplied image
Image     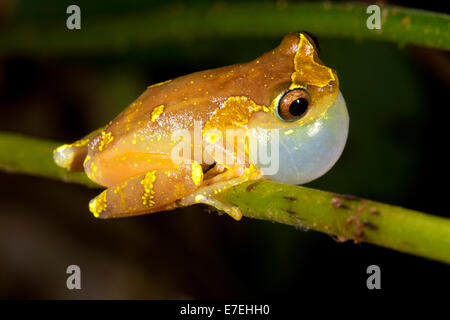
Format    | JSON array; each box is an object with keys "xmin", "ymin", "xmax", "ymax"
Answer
[
  {"xmin": 1, "ymin": 3, "xmax": 449, "ymax": 56},
  {"xmin": 226, "ymin": 180, "xmax": 450, "ymax": 264},
  {"xmin": 1, "ymin": 132, "xmax": 450, "ymax": 264}
]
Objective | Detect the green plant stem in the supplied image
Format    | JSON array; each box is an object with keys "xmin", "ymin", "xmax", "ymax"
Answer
[
  {"xmin": 226, "ymin": 181, "xmax": 450, "ymax": 264},
  {"xmin": 0, "ymin": 132, "xmax": 98, "ymax": 188},
  {"xmin": 1, "ymin": 131, "xmax": 450, "ymax": 264},
  {"xmin": 1, "ymin": 3, "xmax": 449, "ymax": 56}
]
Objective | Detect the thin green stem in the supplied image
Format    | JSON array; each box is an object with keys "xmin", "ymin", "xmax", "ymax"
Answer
[
  {"xmin": 1, "ymin": 3, "xmax": 449, "ymax": 56},
  {"xmin": 1, "ymin": 132, "xmax": 449, "ymax": 264}
]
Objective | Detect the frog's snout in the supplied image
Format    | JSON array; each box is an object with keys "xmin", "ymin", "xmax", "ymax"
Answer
[{"xmin": 266, "ymin": 91, "xmax": 349, "ymax": 185}]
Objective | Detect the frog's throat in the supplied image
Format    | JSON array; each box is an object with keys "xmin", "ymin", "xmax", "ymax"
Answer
[{"xmin": 259, "ymin": 91, "xmax": 349, "ymax": 185}]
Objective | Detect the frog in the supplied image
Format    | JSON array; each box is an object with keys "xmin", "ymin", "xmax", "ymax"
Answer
[{"xmin": 53, "ymin": 32, "xmax": 349, "ymax": 220}]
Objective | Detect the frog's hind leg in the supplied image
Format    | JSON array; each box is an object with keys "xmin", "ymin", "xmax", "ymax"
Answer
[
  {"xmin": 53, "ymin": 127, "xmax": 104, "ymax": 172},
  {"xmin": 89, "ymin": 163, "xmax": 202, "ymax": 218}
]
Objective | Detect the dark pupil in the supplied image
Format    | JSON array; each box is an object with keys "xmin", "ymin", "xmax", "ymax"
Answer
[{"xmin": 289, "ymin": 98, "xmax": 308, "ymax": 117}]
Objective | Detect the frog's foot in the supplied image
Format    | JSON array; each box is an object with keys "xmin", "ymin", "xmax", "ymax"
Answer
[
  {"xmin": 88, "ymin": 164, "xmax": 200, "ymax": 218},
  {"xmin": 203, "ymin": 163, "xmax": 226, "ymax": 180},
  {"xmin": 186, "ymin": 192, "xmax": 243, "ymax": 221},
  {"xmin": 53, "ymin": 127, "xmax": 104, "ymax": 172},
  {"xmin": 179, "ymin": 165, "xmax": 262, "ymax": 221},
  {"xmin": 53, "ymin": 139, "xmax": 89, "ymax": 172}
]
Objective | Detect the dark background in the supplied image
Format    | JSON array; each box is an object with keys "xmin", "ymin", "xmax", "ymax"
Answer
[{"xmin": 0, "ymin": 0, "xmax": 449, "ymax": 299}]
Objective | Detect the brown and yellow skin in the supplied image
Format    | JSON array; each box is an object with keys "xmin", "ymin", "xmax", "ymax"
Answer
[{"xmin": 54, "ymin": 32, "xmax": 342, "ymax": 220}]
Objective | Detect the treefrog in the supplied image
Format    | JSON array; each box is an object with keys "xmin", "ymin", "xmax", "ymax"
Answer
[{"xmin": 54, "ymin": 32, "xmax": 349, "ymax": 220}]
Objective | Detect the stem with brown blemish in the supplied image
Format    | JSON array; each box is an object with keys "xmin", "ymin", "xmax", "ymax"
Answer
[
  {"xmin": 1, "ymin": 132, "xmax": 450, "ymax": 264},
  {"xmin": 226, "ymin": 180, "xmax": 450, "ymax": 264}
]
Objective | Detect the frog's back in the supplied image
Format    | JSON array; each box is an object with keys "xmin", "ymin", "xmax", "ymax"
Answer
[{"xmin": 57, "ymin": 33, "xmax": 301, "ymax": 187}]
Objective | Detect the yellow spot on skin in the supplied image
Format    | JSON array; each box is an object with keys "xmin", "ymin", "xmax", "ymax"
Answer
[
  {"xmin": 72, "ymin": 138, "xmax": 89, "ymax": 147},
  {"xmin": 195, "ymin": 194, "xmax": 205, "ymax": 203},
  {"xmin": 191, "ymin": 161, "xmax": 203, "ymax": 186},
  {"xmin": 89, "ymin": 190, "xmax": 107, "ymax": 217},
  {"xmin": 98, "ymin": 131, "xmax": 114, "ymax": 151},
  {"xmin": 244, "ymin": 139, "xmax": 250, "ymax": 156},
  {"xmin": 113, "ymin": 182, "xmax": 128, "ymax": 194},
  {"xmin": 244, "ymin": 164, "xmax": 258, "ymax": 176},
  {"xmin": 113, "ymin": 181, "xmax": 128, "ymax": 208},
  {"xmin": 164, "ymin": 203, "xmax": 177, "ymax": 210},
  {"xmin": 147, "ymin": 79, "xmax": 171, "ymax": 89},
  {"xmin": 83, "ymin": 155, "xmax": 91, "ymax": 167},
  {"xmin": 204, "ymin": 129, "xmax": 222, "ymax": 144},
  {"xmin": 141, "ymin": 171, "xmax": 156, "ymax": 206},
  {"xmin": 151, "ymin": 105, "xmax": 165, "ymax": 122},
  {"xmin": 291, "ymin": 33, "xmax": 335, "ymax": 87},
  {"xmin": 284, "ymin": 129, "xmax": 294, "ymax": 135},
  {"xmin": 203, "ymin": 96, "xmax": 269, "ymax": 132}
]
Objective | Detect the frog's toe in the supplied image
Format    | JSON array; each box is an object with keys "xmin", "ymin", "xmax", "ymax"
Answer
[
  {"xmin": 54, "ymin": 127, "xmax": 105, "ymax": 172},
  {"xmin": 53, "ymin": 141, "xmax": 88, "ymax": 172},
  {"xmin": 179, "ymin": 170, "xmax": 257, "ymax": 221},
  {"xmin": 182, "ymin": 192, "xmax": 243, "ymax": 221}
]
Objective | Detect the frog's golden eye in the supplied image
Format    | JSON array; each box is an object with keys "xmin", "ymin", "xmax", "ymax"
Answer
[{"xmin": 276, "ymin": 88, "xmax": 311, "ymax": 122}]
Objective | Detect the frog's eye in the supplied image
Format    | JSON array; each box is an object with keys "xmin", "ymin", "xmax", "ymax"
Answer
[{"xmin": 276, "ymin": 88, "xmax": 311, "ymax": 122}]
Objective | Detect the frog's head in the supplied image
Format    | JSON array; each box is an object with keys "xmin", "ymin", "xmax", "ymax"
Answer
[{"xmin": 248, "ymin": 32, "xmax": 349, "ymax": 184}]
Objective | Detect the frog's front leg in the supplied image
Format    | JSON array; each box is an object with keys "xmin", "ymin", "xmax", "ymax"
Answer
[
  {"xmin": 179, "ymin": 138, "xmax": 263, "ymax": 220},
  {"xmin": 179, "ymin": 164, "xmax": 263, "ymax": 221},
  {"xmin": 89, "ymin": 162, "xmax": 202, "ymax": 218}
]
